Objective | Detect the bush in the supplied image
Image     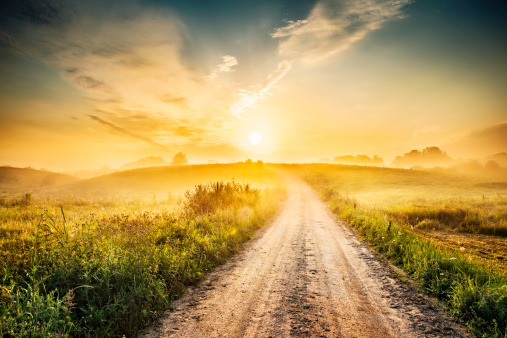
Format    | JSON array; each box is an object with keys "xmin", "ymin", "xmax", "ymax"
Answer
[{"xmin": 184, "ymin": 181, "xmax": 260, "ymax": 215}]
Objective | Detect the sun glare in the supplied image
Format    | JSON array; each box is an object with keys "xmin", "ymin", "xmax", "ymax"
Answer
[{"xmin": 249, "ymin": 132, "xmax": 262, "ymax": 145}]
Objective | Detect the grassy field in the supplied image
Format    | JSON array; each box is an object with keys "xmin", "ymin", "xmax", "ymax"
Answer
[
  {"xmin": 0, "ymin": 164, "xmax": 285, "ymax": 337},
  {"xmin": 56, "ymin": 162, "xmax": 282, "ymax": 198},
  {"xmin": 283, "ymin": 163, "xmax": 507, "ymax": 338}
]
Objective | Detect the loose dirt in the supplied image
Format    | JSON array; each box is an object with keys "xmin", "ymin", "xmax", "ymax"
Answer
[{"xmin": 143, "ymin": 174, "xmax": 471, "ymax": 337}]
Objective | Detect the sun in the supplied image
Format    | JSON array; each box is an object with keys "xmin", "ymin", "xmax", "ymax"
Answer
[{"xmin": 249, "ymin": 131, "xmax": 262, "ymax": 145}]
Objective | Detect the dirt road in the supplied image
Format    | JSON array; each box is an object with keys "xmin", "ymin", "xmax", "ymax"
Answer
[{"xmin": 143, "ymin": 174, "xmax": 470, "ymax": 337}]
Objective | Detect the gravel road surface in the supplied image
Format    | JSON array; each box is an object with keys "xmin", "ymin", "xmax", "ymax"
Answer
[{"xmin": 143, "ymin": 173, "xmax": 470, "ymax": 337}]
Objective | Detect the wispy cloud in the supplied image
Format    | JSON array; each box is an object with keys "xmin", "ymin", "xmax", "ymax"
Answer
[
  {"xmin": 271, "ymin": 20, "xmax": 308, "ymax": 38},
  {"xmin": 174, "ymin": 125, "xmax": 206, "ymax": 137},
  {"xmin": 228, "ymin": 0, "xmax": 410, "ymax": 117},
  {"xmin": 0, "ymin": 0, "xmax": 414, "ymax": 161},
  {"xmin": 413, "ymin": 125, "xmax": 442, "ymax": 138},
  {"xmin": 229, "ymin": 60, "xmax": 292, "ymax": 116},
  {"xmin": 208, "ymin": 55, "xmax": 238, "ymax": 80},
  {"xmin": 272, "ymin": 0, "xmax": 411, "ymax": 63},
  {"xmin": 218, "ymin": 55, "xmax": 238, "ymax": 72},
  {"xmin": 85, "ymin": 114, "xmax": 167, "ymax": 149},
  {"xmin": 0, "ymin": 0, "xmax": 238, "ymax": 148}
]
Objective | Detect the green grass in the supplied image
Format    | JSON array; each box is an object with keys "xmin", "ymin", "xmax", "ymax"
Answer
[
  {"xmin": 283, "ymin": 163, "xmax": 507, "ymax": 338},
  {"xmin": 0, "ymin": 182, "xmax": 286, "ymax": 337}
]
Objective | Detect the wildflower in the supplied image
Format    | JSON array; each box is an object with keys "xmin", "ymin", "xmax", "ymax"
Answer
[
  {"xmin": 63, "ymin": 289, "xmax": 76, "ymax": 313},
  {"xmin": 460, "ymin": 247, "xmax": 465, "ymax": 251},
  {"xmin": 440, "ymin": 273, "xmax": 444, "ymax": 276}
]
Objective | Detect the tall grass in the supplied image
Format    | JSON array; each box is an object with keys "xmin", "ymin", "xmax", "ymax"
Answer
[
  {"xmin": 184, "ymin": 181, "xmax": 259, "ymax": 216},
  {"xmin": 0, "ymin": 182, "xmax": 286, "ymax": 337}
]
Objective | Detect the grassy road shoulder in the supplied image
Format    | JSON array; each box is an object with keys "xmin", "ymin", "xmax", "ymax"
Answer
[
  {"xmin": 0, "ymin": 182, "xmax": 286, "ymax": 337},
  {"xmin": 285, "ymin": 163, "xmax": 507, "ymax": 338}
]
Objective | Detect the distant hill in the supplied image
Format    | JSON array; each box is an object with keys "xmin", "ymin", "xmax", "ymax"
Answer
[
  {"xmin": 121, "ymin": 156, "xmax": 168, "ymax": 170},
  {"xmin": 64, "ymin": 157, "xmax": 169, "ymax": 179},
  {"xmin": 58, "ymin": 163, "xmax": 280, "ymax": 198},
  {"xmin": 0, "ymin": 166, "xmax": 80, "ymax": 194},
  {"xmin": 64, "ymin": 167, "xmax": 116, "ymax": 179}
]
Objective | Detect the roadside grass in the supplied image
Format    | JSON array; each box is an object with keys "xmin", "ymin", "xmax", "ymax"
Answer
[
  {"xmin": 0, "ymin": 182, "xmax": 286, "ymax": 337},
  {"xmin": 283, "ymin": 163, "xmax": 507, "ymax": 338}
]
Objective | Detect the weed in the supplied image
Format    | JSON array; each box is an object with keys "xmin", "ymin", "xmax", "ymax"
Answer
[{"xmin": 183, "ymin": 181, "xmax": 260, "ymax": 216}]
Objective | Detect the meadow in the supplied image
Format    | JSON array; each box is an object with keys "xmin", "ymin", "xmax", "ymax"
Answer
[
  {"xmin": 0, "ymin": 163, "xmax": 285, "ymax": 337},
  {"xmin": 3, "ymin": 162, "xmax": 507, "ymax": 337},
  {"xmin": 284, "ymin": 163, "xmax": 507, "ymax": 337}
]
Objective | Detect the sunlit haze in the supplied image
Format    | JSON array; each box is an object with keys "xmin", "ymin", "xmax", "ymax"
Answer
[
  {"xmin": 1, "ymin": 0, "xmax": 506, "ymax": 171},
  {"xmin": 249, "ymin": 132, "xmax": 262, "ymax": 146}
]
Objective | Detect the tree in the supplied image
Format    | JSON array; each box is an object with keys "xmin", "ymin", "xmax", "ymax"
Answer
[
  {"xmin": 485, "ymin": 160, "xmax": 500, "ymax": 170},
  {"xmin": 392, "ymin": 147, "xmax": 451, "ymax": 168},
  {"xmin": 171, "ymin": 152, "xmax": 188, "ymax": 165},
  {"xmin": 356, "ymin": 155, "xmax": 372, "ymax": 164},
  {"xmin": 372, "ymin": 155, "xmax": 384, "ymax": 165},
  {"xmin": 334, "ymin": 155, "xmax": 355, "ymax": 163}
]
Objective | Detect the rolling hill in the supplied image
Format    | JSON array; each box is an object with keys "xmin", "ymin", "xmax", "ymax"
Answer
[
  {"xmin": 0, "ymin": 166, "xmax": 80, "ymax": 195},
  {"xmin": 55, "ymin": 163, "xmax": 281, "ymax": 198}
]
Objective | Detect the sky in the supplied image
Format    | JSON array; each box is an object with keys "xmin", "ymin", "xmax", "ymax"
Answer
[{"xmin": 0, "ymin": 0, "xmax": 506, "ymax": 171}]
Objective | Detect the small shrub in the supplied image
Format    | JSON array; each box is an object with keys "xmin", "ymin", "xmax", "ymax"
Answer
[{"xmin": 184, "ymin": 181, "xmax": 260, "ymax": 215}]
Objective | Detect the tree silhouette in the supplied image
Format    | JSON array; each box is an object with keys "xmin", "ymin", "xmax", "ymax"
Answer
[
  {"xmin": 332, "ymin": 154, "xmax": 383, "ymax": 165},
  {"xmin": 485, "ymin": 160, "xmax": 500, "ymax": 170},
  {"xmin": 171, "ymin": 152, "xmax": 188, "ymax": 165},
  {"xmin": 392, "ymin": 147, "xmax": 451, "ymax": 168}
]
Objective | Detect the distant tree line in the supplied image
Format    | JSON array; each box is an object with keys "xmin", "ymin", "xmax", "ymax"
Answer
[
  {"xmin": 391, "ymin": 146, "xmax": 451, "ymax": 168},
  {"xmin": 390, "ymin": 147, "xmax": 505, "ymax": 172},
  {"xmin": 332, "ymin": 154, "xmax": 384, "ymax": 165}
]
